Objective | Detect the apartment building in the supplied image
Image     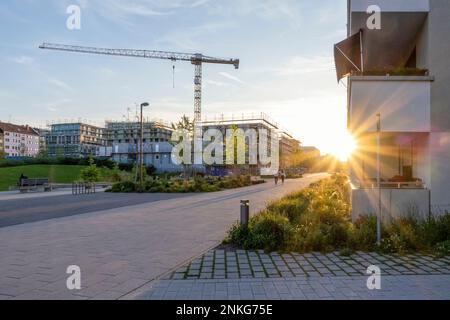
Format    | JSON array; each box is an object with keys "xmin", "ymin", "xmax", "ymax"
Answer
[
  {"xmin": 335, "ymin": 0, "xmax": 450, "ymax": 220},
  {"xmin": 0, "ymin": 122, "xmax": 40, "ymax": 157},
  {"xmin": 200, "ymin": 113, "xmax": 288, "ymax": 176},
  {"xmin": 279, "ymin": 131, "xmax": 301, "ymax": 169},
  {"xmin": 34, "ymin": 128, "xmax": 50, "ymax": 155},
  {"xmin": 104, "ymin": 121, "xmax": 180, "ymax": 172},
  {"xmin": 0, "ymin": 129, "xmax": 3, "ymax": 156},
  {"xmin": 46, "ymin": 123, "xmax": 105, "ymax": 158}
]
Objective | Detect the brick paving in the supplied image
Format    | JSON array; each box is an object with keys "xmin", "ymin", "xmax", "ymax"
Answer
[
  {"xmin": 167, "ymin": 250, "xmax": 450, "ymax": 280},
  {"xmin": 132, "ymin": 249, "xmax": 450, "ymax": 300},
  {"xmin": 136, "ymin": 275, "xmax": 450, "ymax": 300}
]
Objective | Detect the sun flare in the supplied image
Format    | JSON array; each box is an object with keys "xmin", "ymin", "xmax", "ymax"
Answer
[{"xmin": 330, "ymin": 131, "xmax": 356, "ymax": 162}]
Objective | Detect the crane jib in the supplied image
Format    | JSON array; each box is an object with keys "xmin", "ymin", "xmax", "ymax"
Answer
[{"xmin": 39, "ymin": 42, "xmax": 240, "ymax": 121}]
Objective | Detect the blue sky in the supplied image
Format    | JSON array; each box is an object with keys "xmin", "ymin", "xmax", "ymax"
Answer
[{"xmin": 0, "ymin": 0, "xmax": 350, "ymax": 156}]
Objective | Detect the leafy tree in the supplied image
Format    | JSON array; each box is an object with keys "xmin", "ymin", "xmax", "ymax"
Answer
[
  {"xmin": 0, "ymin": 150, "xmax": 6, "ymax": 161},
  {"xmin": 171, "ymin": 114, "xmax": 194, "ymax": 132},
  {"xmin": 171, "ymin": 115, "xmax": 195, "ymax": 179},
  {"xmin": 110, "ymin": 162, "xmax": 122, "ymax": 182},
  {"xmin": 80, "ymin": 156, "xmax": 100, "ymax": 182}
]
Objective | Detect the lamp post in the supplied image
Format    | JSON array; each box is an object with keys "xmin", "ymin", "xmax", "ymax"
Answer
[
  {"xmin": 140, "ymin": 102, "xmax": 149, "ymax": 187},
  {"xmin": 376, "ymin": 113, "xmax": 382, "ymax": 246}
]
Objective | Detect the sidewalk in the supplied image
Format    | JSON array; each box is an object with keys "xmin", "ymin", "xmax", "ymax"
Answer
[
  {"xmin": 135, "ymin": 275, "xmax": 450, "ymax": 300},
  {"xmin": 132, "ymin": 250, "xmax": 450, "ymax": 300}
]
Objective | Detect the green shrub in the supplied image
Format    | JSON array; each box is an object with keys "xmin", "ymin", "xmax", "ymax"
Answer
[
  {"xmin": 349, "ymin": 215, "xmax": 378, "ymax": 251},
  {"xmin": 80, "ymin": 156, "xmax": 100, "ymax": 182},
  {"xmin": 250, "ymin": 213, "xmax": 293, "ymax": 251},
  {"xmin": 107, "ymin": 181, "xmax": 137, "ymax": 193},
  {"xmin": 434, "ymin": 240, "xmax": 450, "ymax": 257}
]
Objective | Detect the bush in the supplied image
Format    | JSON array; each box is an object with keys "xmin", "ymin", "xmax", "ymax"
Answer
[
  {"xmin": 434, "ymin": 240, "xmax": 450, "ymax": 257},
  {"xmin": 80, "ymin": 156, "xmax": 100, "ymax": 182},
  {"xmin": 225, "ymin": 173, "xmax": 450, "ymax": 255},
  {"xmin": 348, "ymin": 215, "xmax": 378, "ymax": 251},
  {"xmin": 227, "ymin": 212, "xmax": 293, "ymax": 251},
  {"xmin": 107, "ymin": 181, "xmax": 137, "ymax": 193},
  {"xmin": 118, "ymin": 163, "xmax": 135, "ymax": 172}
]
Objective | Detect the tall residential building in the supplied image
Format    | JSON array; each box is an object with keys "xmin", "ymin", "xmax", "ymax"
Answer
[
  {"xmin": 34, "ymin": 128, "xmax": 50, "ymax": 156},
  {"xmin": 46, "ymin": 123, "xmax": 105, "ymax": 158},
  {"xmin": 104, "ymin": 121, "xmax": 180, "ymax": 172},
  {"xmin": 0, "ymin": 122, "xmax": 40, "ymax": 157},
  {"xmin": 335, "ymin": 0, "xmax": 450, "ymax": 220}
]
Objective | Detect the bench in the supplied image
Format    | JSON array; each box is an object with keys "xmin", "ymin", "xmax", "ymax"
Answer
[{"xmin": 20, "ymin": 178, "xmax": 52, "ymax": 193}]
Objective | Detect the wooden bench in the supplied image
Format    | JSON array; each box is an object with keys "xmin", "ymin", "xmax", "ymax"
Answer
[{"xmin": 20, "ymin": 178, "xmax": 52, "ymax": 193}]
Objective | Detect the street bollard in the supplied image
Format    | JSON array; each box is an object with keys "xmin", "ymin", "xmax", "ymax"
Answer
[{"xmin": 240, "ymin": 200, "xmax": 250, "ymax": 227}]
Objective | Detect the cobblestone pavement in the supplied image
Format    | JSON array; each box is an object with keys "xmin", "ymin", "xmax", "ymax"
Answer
[
  {"xmin": 0, "ymin": 174, "xmax": 327, "ymax": 300},
  {"xmin": 136, "ymin": 275, "xmax": 450, "ymax": 300},
  {"xmin": 132, "ymin": 250, "xmax": 450, "ymax": 300},
  {"xmin": 167, "ymin": 250, "xmax": 450, "ymax": 280}
]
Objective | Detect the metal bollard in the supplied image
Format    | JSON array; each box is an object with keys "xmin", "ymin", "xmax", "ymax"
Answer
[{"xmin": 240, "ymin": 200, "xmax": 250, "ymax": 227}]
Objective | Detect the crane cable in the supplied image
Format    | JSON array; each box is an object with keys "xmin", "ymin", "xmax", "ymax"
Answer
[{"xmin": 172, "ymin": 64, "xmax": 176, "ymax": 89}]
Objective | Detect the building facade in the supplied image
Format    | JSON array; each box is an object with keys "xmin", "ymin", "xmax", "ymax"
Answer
[
  {"xmin": 46, "ymin": 123, "xmax": 105, "ymax": 158},
  {"xmin": 200, "ymin": 113, "xmax": 290, "ymax": 176},
  {"xmin": 279, "ymin": 131, "xmax": 301, "ymax": 169},
  {"xmin": 336, "ymin": 0, "xmax": 450, "ymax": 220},
  {"xmin": 104, "ymin": 121, "xmax": 180, "ymax": 172},
  {"xmin": 0, "ymin": 122, "xmax": 40, "ymax": 157},
  {"xmin": 0, "ymin": 129, "xmax": 4, "ymax": 156}
]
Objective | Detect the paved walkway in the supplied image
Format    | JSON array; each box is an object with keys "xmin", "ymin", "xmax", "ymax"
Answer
[
  {"xmin": 135, "ymin": 275, "xmax": 450, "ymax": 300},
  {"xmin": 131, "ymin": 249, "xmax": 450, "ymax": 300},
  {"xmin": 0, "ymin": 174, "xmax": 327, "ymax": 300}
]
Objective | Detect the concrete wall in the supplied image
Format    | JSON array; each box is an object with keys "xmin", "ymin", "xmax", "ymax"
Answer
[
  {"xmin": 352, "ymin": 188, "xmax": 431, "ymax": 222},
  {"xmin": 428, "ymin": 0, "xmax": 450, "ymax": 132},
  {"xmin": 349, "ymin": 77, "xmax": 432, "ymax": 133},
  {"xmin": 429, "ymin": 132, "xmax": 450, "ymax": 211}
]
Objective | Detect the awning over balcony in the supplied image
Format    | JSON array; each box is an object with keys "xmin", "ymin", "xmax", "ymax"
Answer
[{"xmin": 334, "ymin": 31, "xmax": 362, "ymax": 82}]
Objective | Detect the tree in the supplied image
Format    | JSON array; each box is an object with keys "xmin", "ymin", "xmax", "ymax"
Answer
[
  {"xmin": 171, "ymin": 115, "xmax": 194, "ymax": 179},
  {"xmin": 80, "ymin": 156, "xmax": 100, "ymax": 182},
  {"xmin": 0, "ymin": 150, "xmax": 6, "ymax": 161},
  {"xmin": 171, "ymin": 114, "xmax": 194, "ymax": 133}
]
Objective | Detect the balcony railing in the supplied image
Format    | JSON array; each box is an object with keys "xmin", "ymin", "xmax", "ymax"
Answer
[
  {"xmin": 357, "ymin": 180, "xmax": 426, "ymax": 189},
  {"xmin": 352, "ymin": 68, "xmax": 429, "ymax": 77}
]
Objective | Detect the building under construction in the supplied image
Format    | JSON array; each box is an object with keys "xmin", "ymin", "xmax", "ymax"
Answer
[
  {"xmin": 200, "ymin": 113, "xmax": 301, "ymax": 175},
  {"xmin": 101, "ymin": 120, "xmax": 180, "ymax": 172}
]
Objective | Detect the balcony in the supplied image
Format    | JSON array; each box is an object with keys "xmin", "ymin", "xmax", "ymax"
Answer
[
  {"xmin": 350, "ymin": 131, "xmax": 431, "ymax": 221},
  {"xmin": 348, "ymin": 75, "xmax": 433, "ymax": 133},
  {"xmin": 352, "ymin": 187, "xmax": 430, "ymax": 222}
]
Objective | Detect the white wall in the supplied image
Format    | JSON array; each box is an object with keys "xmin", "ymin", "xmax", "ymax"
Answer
[
  {"xmin": 350, "ymin": 78, "xmax": 431, "ymax": 133},
  {"xmin": 352, "ymin": 188, "xmax": 431, "ymax": 222}
]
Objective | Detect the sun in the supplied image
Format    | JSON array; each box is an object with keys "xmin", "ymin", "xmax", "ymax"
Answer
[{"xmin": 330, "ymin": 131, "xmax": 356, "ymax": 161}]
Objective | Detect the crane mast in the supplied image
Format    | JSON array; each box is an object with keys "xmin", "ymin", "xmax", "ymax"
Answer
[{"xmin": 39, "ymin": 43, "xmax": 240, "ymax": 123}]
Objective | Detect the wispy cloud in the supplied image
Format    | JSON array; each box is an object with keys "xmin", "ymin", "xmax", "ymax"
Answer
[
  {"xmin": 12, "ymin": 55, "xmax": 34, "ymax": 65},
  {"xmin": 48, "ymin": 79, "xmax": 74, "ymax": 92},
  {"xmin": 156, "ymin": 21, "xmax": 235, "ymax": 50},
  {"xmin": 81, "ymin": 0, "xmax": 212, "ymax": 26},
  {"xmin": 219, "ymin": 72, "xmax": 245, "ymax": 84},
  {"xmin": 272, "ymin": 56, "xmax": 335, "ymax": 76},
  {"xmin": 205, "ymin": 79, "xmax": 231, "ymax": 87}
]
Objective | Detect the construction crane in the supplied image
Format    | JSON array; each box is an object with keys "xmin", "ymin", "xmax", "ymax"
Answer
[{"xmin": 39, "ymin": 43, "xmax": 240, "ymax": 123}]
